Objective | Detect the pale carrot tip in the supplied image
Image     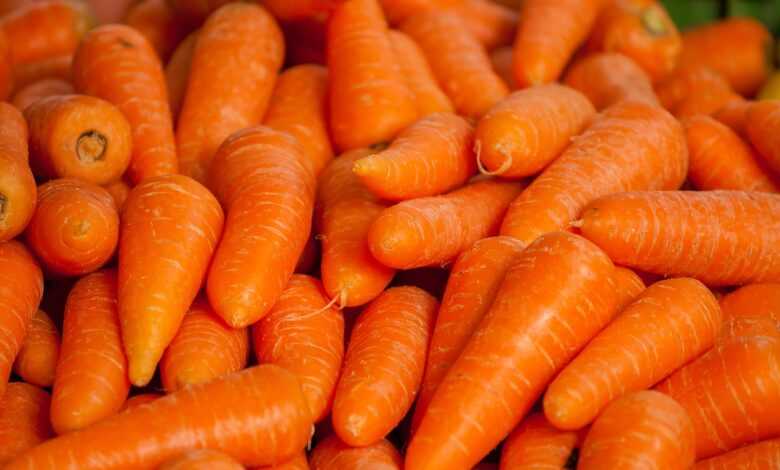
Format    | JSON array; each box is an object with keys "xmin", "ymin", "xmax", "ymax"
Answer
[
  {"xmin": 352, "ymin": 159, "xmax": 372, "ymax": 176},
  {"xmin": 475, "ymin": 140, "xmax": 512, "ymax": 177}
]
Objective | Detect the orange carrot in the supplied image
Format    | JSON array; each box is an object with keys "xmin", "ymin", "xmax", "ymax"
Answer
[
  {"xmin": 490, "ymin": 46, "xmax": 515, "ymax": 89},
  {"xmin": 0, "ymin": 29, "xmax": 11, "ymax": 99},
  {"xmin": 713, "ymin": 97, "xmax": 750, "ymax": 137},
  {"xmin": 311, "ymin": 435, "xmax": 401, "ymax": 470},
  {"xmin": 720, "ymin": 283, "xmax": 780, "ymax": 323},
  {"xmin": 166, "ymin": 0, "xmax": 232, "ymax": 22},
  {"xmin": 378, "ymin": 0, "xmax": 459, "ymax": 25},
  {"xmin": 450, "ymin": 0, "xmax": 518, "ymax": 51},
  {"xmin": 73, "ymin": 24, "xmax": 177, "ymax": 184},
  {"xmin": 103, "ymin": 178, "xmax": 130, "ymax": 211},
  {"xmin": 86, "ymin": 0, "xmax": 133, "ymax": 24},
  {"xmin": 402, "ymin": 10, "xmax": 508, "ymax": 118},
  {"xmin": 368, "ymin": 178, "xmax": 522, "ymax": 269},
  {"xmin": 164, "ymin": 30, "xmax": 195, "ymax": 121},
  {"xmin": 251, "ymin": 452, "xmax": 309, "ymax": 470},
  {"xmin": 578, "ymin": 391, "xmax": 695, "ymax": 470},
  {"xmin": 544, "ymin": 277, "xmax": 721, "ymax": 430},
  {"xmin": 746, "ymin": 100, "xmax": 780, "ymax": 176},
  {"xmin": 253, "ymin": 274, "xmax": 344, "ymax": 422},
  {"xmin": 655, "ymin": 65, "xmax": 736, "ymax": 113},
  {"xmin": 694, "ymin": 438, "xmax": 780, "ymax": 470},
  {"xmin": 0, "ymin": 102, "xmax": 36, "ymax": 242},
  {"xmin": 579, "ymin": 190, "xmax": 780, "ymax": 286},
  {"xmin": 474, "ymin": 84, "xmax": 596, "ymax": 178},
  {"xmin": 12, "ymin": 309, "xmax": 59, "ymax": 387},
  {"xmin": 12, "ymin": 54, "xmax": 72, "ymax": 92},
  {"xmin": 500, "ymin": 101, "xmax": 688, "ymax": 244},
  {"xmin": 119, "ymin": 174, "xmax": 224, "ymax": 386},
  {"xmin": 499, "ymin": 414, "xmax": 579, "ymax": 470},
  {"xmin": 612, "ymin": 266, "xmax": 647, "ymax": 310},
  {"xmin": 7, "ymin": 365, "xmax": 313, "ymax": 469},
  {"xmin": 0, "ymin": 382, "xmax": 52, "ymax": 465},
  {"xmin": 263, "ymin": 64, "xmax": 333, "ymax": 176},
  {"xmin": 406, "ymin": 232, "xmax": 619, "ymax": 470},
  {"xmin": 263, "ymin": 0, "xmax": 342, "ymax": 21},
  {"xmin": 121, "ymin": 393, "xmax": 162, "ymax": 411},
  {"xmin": 207, "ymin": 127, "xmax": 315, "ymax": 327},
  {"xmin": 564, "ymin": 53, "xmax": 659, "ymax": 110},
  {"xmin": 11, "ymin": 78, "xmax": 73, "ymax": 110},
  {"xmin": 158, "ymin": 449, "xmax": 244, "ymax": 470},
  {"xmin": 123, "ymin": 0, "xmax": 193, "ymax": 62},
  {"xmin": 160, "ymin": 298, "xmax": 248, "ymax": 393}
]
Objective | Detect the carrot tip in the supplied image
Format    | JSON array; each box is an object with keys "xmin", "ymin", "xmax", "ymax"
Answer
[
  {"xmin": 76, "ymin": 130, "xmax": 107, "ymax": 163},
  {"xmin": 475, "ymin": 140, "xmax": 512, "ymax": 176}
]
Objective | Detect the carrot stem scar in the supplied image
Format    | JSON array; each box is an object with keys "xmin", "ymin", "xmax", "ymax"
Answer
[{"xmin": 76, "ymin": 130, "xmax": 107, "ymax": 164}]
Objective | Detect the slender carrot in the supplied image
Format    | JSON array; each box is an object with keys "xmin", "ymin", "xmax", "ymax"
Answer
[
  {"xmin": 12, "ymin": 309, "xmax": 59, "ymax": 387},
  {"xmin": 402, "ymin": 10, "xmax": 508, "ymax": 118},
  {"xmin": 166, "ymin": 0, "xmax": 232, "ymax": 21},
  {"xmin": 563, "ymin": 53, "xmax": 659, "ymax": 110},
  {"xmin": 378, "ymin": 0, "xmax": 459, "ymax": 25},
  {"xmin": 474, "ymin": 84, "xmax": 596, "ymax": 178},
  {"xmin": 720, "ymin": 283, "xmax": 780, "ymax": 322},
  {"xmin": 263, "ymin": 0, "xmax": 342, "ymax": 21},
  {"xmin": 0, "ymin": 382, "xmax": 52, "ymax": 465},
  {"xmin": 490, "ymin": 46, "xmax": 515, "ymax": 89},
  {"xmin": 11, "ymin": 78, "xmax": 73, "ymax": 110},
  {"xmin": 388, "ymin": 30, "xmax": 454, "ymax": 117},
  {"xmin": 579, "ymin": 190, "xmax": 780, "ymax": 286},
  {"xmin": 121, "ymin": 393, "xmax": 162, "ymax": 411},
  {"xmin": 0, "ymin": 29, "xmax": 12, "ymax": 99},
  {"xmin": 208, "ymin": 127, "xmax": 315, "ymax": 327},
  {"xmin": 311, "ymin": 434, "xmax": 402, "ymax": 470},
  {"xmin": 158, "ymin": 449, "xmax": 244, "ymax": 470},
  {"xmin": 119, "ymin": 174, "xmax": 224, "ymax": 386},
  {"xmin": 712, "ymin": 97, "xmax": 750, "ymax": 135},
  {"xmin": 450, "ymin": 0, "xmax": 518, "ymax": 51},
  {"xmin": 251, "ymin": 452, "xmax": 309, "ymax": 470},
  {"xmin": 499, "ymin": 414, "xmax": 579, "ymax": 470},
  {"xmin": 123, "ymin": 0, "xmax": 193, "ymax": 62},
  {"xmin": 160, "ymin": 298, "xmax": 248, "ymax": 393},
  {"xmin": 103, "ymin": 178, "xmax": 130, "ymax": 211},
  {"xmin": 411, "ymin": 236, "xmax": 526, "ymax": 433},
  {"xmin": 500, "ymin": 101, "xmax": 688, "ymax": 245},
  {"xmin": 165, "ymin": 30, "xmax": 196, "ymax": 121},
  {"xmin": 12, "ymin": 54, "xmax": 72, "ymax": 92},
  {"xmin": 0, "ymin": 240, "xmax": 43, "ymax": 397},
  {"xmin": 578, "ymin": 391, "xmax": 695, "ymax": 470},
  {"xmin": 263, "ymin": 64, "xmax": 333, "ymax": 176},
  {"xmin": 406, "ymin": 232, "xmax": 619, "ymax": 470},
  {"xmin": 7, "ymin": 365, "xmax": 313, "ymax": 469},
  {"xmin": 327, "ymin": 0, "xmax": 416, "ymax": 151},
  {"xmin": 695, "ymin": 438, "xmax": 780, "ymax": 470},
  {"xmin": 0, "ymin": 102, "xmax": 36, "ymax": 242},
  {"xmin": 253, "ymin": 275, "xmax": 344, "ymax": 422},
  {"xmin": 746, "ymin": 100, "xmax": 780, "ymax": 176},
  {"xmin": 368, "ymin": 178, "xmax": 522, "ymax": 269}
]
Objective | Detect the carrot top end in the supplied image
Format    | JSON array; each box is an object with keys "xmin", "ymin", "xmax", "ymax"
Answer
[
  {"xmin": 641, "ymin": 6, "xmax": 669, "ymax": 37},
  {"xmin": 76, "ymin": 130, "xmax": 107, "ymax": 164}
]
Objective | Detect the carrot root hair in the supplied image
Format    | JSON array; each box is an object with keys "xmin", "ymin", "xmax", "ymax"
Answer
[{"xmin": 475, "ymin": 140, "xmax": 512, "ymax": 176}]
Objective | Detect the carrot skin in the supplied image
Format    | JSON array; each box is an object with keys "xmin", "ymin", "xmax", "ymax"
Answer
[
  {"xmin": 563, "ymin": 52, "xmax": 659, "ymax": 110},
  {"xmin": 123, "ymin": 0, "xmax": 194, "ymax": 62},
  {"xmin": 0, "ymin": 382, "xmax": 53, "ymax": 465},
  {"xmin": 310, "ymin": 434, "xmax": 402, "ymax": 470},
  {"xmin": 0, "ymin": 102, "xmax": 35, "ymax": 242},
  {"xmin": 612, "ymin": 266, "xmax": 646, "ymax": 311},
  {"xmin": 720, "ymin": 283, "xmax": 780, "ymax": 323},
  {"xmin": 158, "ymin": 449, "xmax": 244, "ymax": 470},
  {"xmin": 12, "ymin": 309, "xmax": 59, "ymax": 387},
  {"xmin": 0, "ymin": 29, "xmax": 12, "ymax": 100},
  {"xmin": 164, "ymin": 30, "xmax": 195, "ymax": 122},
  {"xmin": 450, "ymin": 0, "xmax": 518, "ymax": 51},
  {"xmin": 12, "ymin": 54, "xmax": 72, "ymax": 93},
  {"xmin": 103, "ymin": 179, "xmax": 130, "ymax": 211},
  {"xmin": 499, "ymin": 413, "xmax": 579, "ymax": 470},
  {"xmin": 694, "ymin": 438, "xmax": 780, "ymax": 470},
  {"xmin": 121, "ymin": 393, "xmax": 162, "ymax": 411},
  {"xmin": 746, "ymin": 100, "xmax": 780, "ymax": 176},
  {"xmin": 11, "ymin": 78, "xmax": 73, "ymax": 111},
  {"xmin": 378, "ymin": 0, "xmax": 459, "ymax": 25},
  {"xmin": 490, "ymin": 46, "xmax": 515, "ymax": 90},
  {"xmin": 249, "ymin": 451, "xmax": 309, "ymax": 470}
]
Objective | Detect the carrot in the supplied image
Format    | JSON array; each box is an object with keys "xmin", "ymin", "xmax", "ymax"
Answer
[
  {"xmin": 746, "ymin": 100, "xmax": 780, "ymax": 176},
  {"xmin": 612, "ymin": 266, "xmax": 647, "ymax": 310},
  {"xmin": 12, "ymin": 309, "xmax": 59, "ymax": 387},
  {"xmin": 263, "ymin": 0, "xmax": 341, "ymax": 21},
  {"xmin": 656, "ymin": 334, "xmax": 780, "ymax": 458},
  {"xmin": 578, "ymin": 391, "xmax": 695, "ymax": 470},
  {"xmin": 311, "ymin": 434, "xmax": 402, "ymax": 470},
  {"xmin": 499, "ymin": 414, "xmax": 579, "ymax": 470},
  {"xmin": 164, "ymin": 30, "xmax": 195, "ymax": 122},
  {"xmin": 490, "ymin": 46, "xmax": 515, "ymax": 89},
  {"xmin": 564, "ymin": 53, "xmax": 659, "ymax": 110},
  {"xmin": 474, "ymin": 84, "xmax": 596, "ymax": 178},
  {"xmin": 682, "ymin": 115, "xmax": 778, "ymax": 192},
  {"xmin": 11, "ymin": 78, "xmax": 73, "ymax": 110},
  {"xmin": 579, "ymin": 190, "xmax": 780, "ymax": 286},
  {"xmin": 121, "ymin": 393, "xmax": 162, "ymax": 411},
  {"xmin": 0, "ymin": 102, "xmax": 36, "ymax": 242},
  {"xmin": 500, "ymin": 101, "xmax": 688, "ymax": 245},
  {"xmin": 160, "ymin": 298, "xmax": 248, "ymax": 393},
  {"xmin": 86, "ymin": 0, "xmax": 134, "ymax": 24},
  {"xmin": 378, "ymin": 0, "xmax": 459, "ymax": 25},
  {"xmin": 119, "ymin": 174, "xmax": 224, "ymax": 386},
  {"xmin": 680, "ymin": 18, "xmax": 773, "ymax": 96},
  {"xmin": 0, "ymin": 29, "xmax": 12, "ymax": 100},
  {"xmin": 544, "ymin": 277, "xmax": 721, "ymax": 430},
  {"xmin": 327, "ymin": 0, "xmax": 416, "ymax": 151},
  {"xmin": 251, "ymin": 452, "xmax": 309, "ymax": 470},
  {"xmin": 401, "ymin": 10, "xmax": 508, "ymax": 118},
  {"xmin": 720, "ymin": 283, "xmax": 780, "ymax": 322},
  {"xmin": 158, "ymin": 449, "xmax": 244, "ymax": 470},
  {"xmin": 512, "ymin": 0, "xmax": 601, "ymax": 87},
  {"xmin": 0, "ymin": 240, "xmax": 43, "ymax": 396},
  {"xmin": 449, "ymin": 0, "xmax": 518, "ymax": 51},
  {"xmin": 177, "ymin": 4, "xmax": 283, "ymax": 183},
  {"xmin": 7, "ymin": 365, "xmax": 313, "ymax": 469},
  {"xmin": 166, "ymin": 0, "xmax": 232, "ymax": 22},
  {"xmin": 368, "ymin": 178, "xmax": 522, "ymax": 269},
  {"xmin": 12, "ymin": 54, "xmax": 72, "ymax": 92},
  {"xmin": 263, "ymin": 64, "xmax": 333, "ymax": 176},
  {"xmin": 673, "ymin": 83, "xmax": 743, "ymax": 119},
  {"xmin": 406, "ymin": 232, "xmax": 619, "ymax": 470},
  {"xmin": 0, "ymin": 0, "xmax": 93, "ymax": 65},
  {"xmin": 123, "ymin": 0, "xmax": 193, "ymax": 62},
  {"xmin": 713, "ymin": 97, "xmax": 750, "ymax": 137},
  {"xmin": 411, "ymin": 236, "xmax": 525, "ymax": 433},
  {"xmin": 0, "ymin": 382, "xmax": 52, "ymax": 465},
  {"xmin": 103, "ymin": 178, "xmax": 130, "ymax": 211},
  {"xmin": 387, "ymin": 30, "xmax": 454, "ymax": 117},
  {"xmin": 655, "ymin": 66, "xmax": 735, "ymax": 113},
  {"xmin": 694, "ymin": 438, "xmax": 780, "ymax": 470}
]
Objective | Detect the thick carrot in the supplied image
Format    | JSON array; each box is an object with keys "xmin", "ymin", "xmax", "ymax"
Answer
[
  {"xmin": 655, "ymin": 65, "xmax": 736, "ymax": 113},
  {"xmin": 368, "ymin": 178, "xmax": 522, "ymax": 269},
  {"xmin": 0, "ymin": 240, "xmax": 43, "ymax": 396},
  {"xmin": 490, "ymin": 46, "xmax": 515, "ymax": 89},
  {"xmin": 12, "ymin": 54, "xmax": 72, "ymax": 92},
  {"xmin": 251, "ymin": 452, "xmax": 309, "ymax": 470},
  {"xmin": 263, "ymin": 0, "xmax": 341, "ymax": 21},
  {"xmin": 311, "ymin": 434, "xmax": 402, "ymax": 470},
  {"xmin": 12, "ymin": 309, "xmax": 59, "ymax": 387},
  {"xmin": 158, "ymin": 449, "xmax": 244, "ymax": 470},
  {"xmin": 713, "ymin": 97, "xmax": 750, "ymax": 137},
  {"xmin": 378, "ymin": 0, "xmax": 459, "ymax": 25},
  {"xmin": 544, "ymin": 277, "xmax": 721, "ymax": 430},
  {"xmin": 166, "ymin": 0, "xmax": 232, "ymax": 21},
  {"xmin": 579, "ymin": 190, "xmax": 780, "ymax": 286},
  {"xmin": 0, "ymin": 102, "xmax": 36, "ymax": 242},
  {"xmin": 406, "ymin": 232, "xmax": 619, "ymax": 470},
  {"xmin": 164, "ymin": 30, "xmax": 195, "ymax": 121},
  {"xmin": 411, "ymin": 236, "xmax": 525, "ymax": 433},
  {"xmin": 474, "ymin": 84, "xmax": 596, "ymax": 178},
  {"xmin": 0, "ymin": 382, "xmax": 52, "ymax": 465},
  {"xmin": 500, "ymin": 101, "xmax": 688, "ymax": 244},
  {"xmin": 0, "ymin": 29, "xmax": 11, "ymax": 99},
  {"xmin": 720, "ymin": 283, "xmax": 780, "ymax": 322},
  {"xmin": 119, "ymin": 174, "xmax": 224, "ymax": 386},
  {"xmin": 11, "ymin": 78, "xmax": 73, "ymax": 110},
  {"xmin": 694, "ymin": 438, "xmax": 780, "ymax": 470},
  {"xmin": 327, "ymin": 0, "xmax": 416, "ymax": 151},
  {"xmin": 263, "ymin": 64, "xmax": 333, "ymax": 176},
  {"xmin": 746, "ymin": 100, "xmax": 780, "ymax": 176},
  {"xmin": 402, "ymin": 10, "xmax": 508, "ymax": 118},
  {"xmin": 388, "ymin": 30, "xmax": 454, "ymax": 117},
  {"xmin": 578, "ymin": 391, "xmax": 695, "ymax": 470},
  {"xmin": 499, "ymin": 414, "xmax": 579, "ymax": 470},
  {"xmin": 564, "ymin": 53, "xmax": 659, "ymax": 110},
  {"xmin": 121, "ymin": 393, "xmax": 162, "ymax": 411},
  {"xmin": 674, "ymin": 84, "xmax": 743, "ymax": 119},
  {"xmin": 123, "ymin": 0, "xmax": 193, "ymax": 62},
  {"xmin": 7, "ymin": 365, "xmax": 313, "ymax": 469},
  {"xmin": 449, "ymin": 0, "xmax": 518, "ymax": 51},
  {"xmin": 103, "ymin": 178, "xmax": 130, "ymax": 211},
  {"xmin": 512, "ymin": 0, "xmax": 601, "ymax": 87},
  {"xmin": 160, "ymin": 298, "xmax": 248, "ymax": 393},
  {"xmin": 612, "ymin": 266, "xmax": 647, "ymax": 310},
  {"xmin": 682, "ymin": 115, "xmax": 778, "ymax": 192}
]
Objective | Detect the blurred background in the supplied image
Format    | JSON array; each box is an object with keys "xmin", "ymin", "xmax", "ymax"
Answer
[{"xmin": 661, "ymin": 0, "xmax": 780, "ymax": 33}]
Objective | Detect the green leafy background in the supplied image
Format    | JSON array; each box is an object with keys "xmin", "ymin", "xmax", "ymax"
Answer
[{"xmin": 662, "ymin": 0, "xmax": 780, "ymax": 34}]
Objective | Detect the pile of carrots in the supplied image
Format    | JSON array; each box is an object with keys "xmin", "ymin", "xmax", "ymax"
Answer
[{"xmin": 1, "ymin": 0, "xmax": 780, "ymax": 468}]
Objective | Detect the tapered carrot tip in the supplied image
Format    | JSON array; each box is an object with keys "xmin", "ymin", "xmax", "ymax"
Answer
[
  {"xmin": 367, "ymin": 210, "xmax": 424, "ymax": 268},
  {"xmin": 351, "ymin": 159, "xmax": 373, "ymax": 177}
]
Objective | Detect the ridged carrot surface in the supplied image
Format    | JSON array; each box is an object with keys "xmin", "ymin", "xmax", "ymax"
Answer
[
  {"xmin": 500, "ymin": 101, "xmax": 688, "ymax": 245},
  {"xmin": 207, "ymin": 127, "xmax": 315, "ymax": 328},
  {"xmin": 564, "ymin": 53, "xmax": 659, "ymax": 110},
  {"xmin": 612, "ymin": 266, "xmax": 647, "ymax": 310},
  {"xmin": 11, "ymin": 78, "xmax": 73, "ymax": 111},
  {"xmin": 0, "ymin": 102, "xmax": 35, "ymax": 242},
  {"xmin": 713, "ymin": 97, "xmax": 750, "ymax": 137},
  {"xmin": 124, "ymin": 0, "xmax": 193, "ymax": 62},
  {"xmin": 7, "ymin": 365, "xmax": 313, "ymax": 469},
  {"xmin": 720, "ymin": 283, "xmax": 780, "ymax": 322},
  {"xmin": 250, "ymin": 451, "xmax": 309, "ymax": 470},
  {"xmin": 158, "ymin": 449, "xmax": 244, "ymax": 470},
  {"xmin": 694, "ymin": 438, "xmax": 780, "ymax": 470},
  {"xmin": 579, "ymin": 191, "xmax": 780, "ymax": 286},
  {"xmin": 12, "ymin": 309, "xmax": 59, "ymax": 387},
  {"xmin": 406, "ymin": 232, "xmax": 619, "ymax": 470},
  {"xmin": 746, "ymin": 100, "xmax": 780, "ymax": 176},
  {"xmin": 119, "ymin": 174, "xmax": 224, "ymax": 386},
  {"xmin": 369, "ymin": 178, "xmax": 522, "ymax": 269},
  {"xmin": 0, "ymin": 382, "xmax": 52, "ymax": 465},
  {"xmin": 74, "ymin": 25, "xmax": 177, "ymax": 184},
  {"xmin": 253, "ymin": 274, "xmax": 344, "ymax": 422},
  {"xmin": 378, "ymin": 0, "xmax": 459, "ymax": 25},
  {"xmin": 12, "ymin": 54, "xmax": 72, "ymax": 92},
  {"xmin": 310, "ymin": 434, "xmax": 402, "ymax": 470},
  {"xmin": 121, "ymin": 393, "xmax": 162, "ymax": 411},
  {"xmin": 450, "ymin": 0, "xmax": 518, "ymax": 50},
  {"xmin": 474, "ymin": 84, "xmax": 596, "ymax": 178},
  {"xmin": 164, "ymin": 30, "xmax": 195, "ymax": 121},
  {"xmin": 499, "ymin": 414, "xmax": 579, "ymax": 470},
  {"xmin": 578, "ymin": 391, "xmax": 695, "ymax": 470}
]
